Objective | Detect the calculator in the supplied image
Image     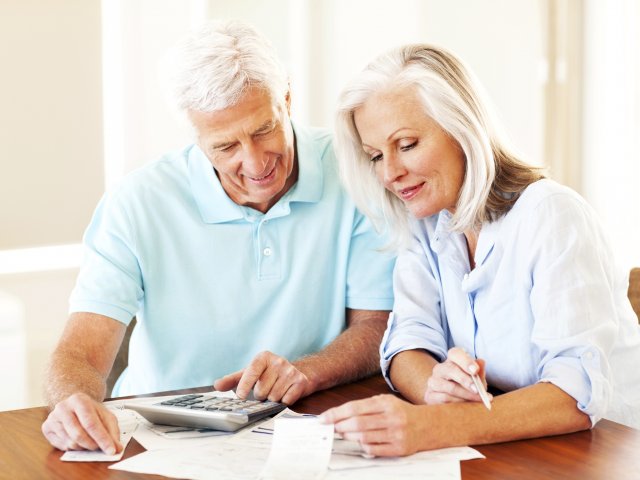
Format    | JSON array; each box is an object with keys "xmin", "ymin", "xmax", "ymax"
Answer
[{"xmin": 124, "ymin": 393, "xmax": 286, "ymax": 432}]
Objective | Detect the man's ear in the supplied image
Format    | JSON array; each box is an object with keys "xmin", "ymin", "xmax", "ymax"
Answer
[{"xmin": 285, "ymin": 87, "xmax": 291, "ymax": 115}]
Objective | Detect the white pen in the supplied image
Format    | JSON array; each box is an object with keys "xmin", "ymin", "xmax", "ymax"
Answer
[{"xmin": 470, "ymin": 373, "xmax": 492, "ymax": 411}]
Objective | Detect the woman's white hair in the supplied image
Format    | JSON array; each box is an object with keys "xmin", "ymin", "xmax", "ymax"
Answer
[
  {"xmin": 335, "ymin": 44, "xmax": 517, "ymax": 249},
  {"xmin": 163, "ymin": 20, "xmax": 289, "ymax": 113}
]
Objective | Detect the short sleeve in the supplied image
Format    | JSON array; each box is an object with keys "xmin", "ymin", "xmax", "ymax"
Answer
[
  {"xmin": 344, "ymin": 210, "xmax": 395, "ymax": 311},
  {"xmin": 69, "ymin": 191, "xmax": 143, "ymax": 324}
]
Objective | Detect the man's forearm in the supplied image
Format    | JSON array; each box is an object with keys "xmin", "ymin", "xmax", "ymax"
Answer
[
  {"xmin": 293, "ymin": 309, "xmax": 389, "ymax": 394},
  {"xmin": 44, "ymin": 351, "xmax": 108, "ymax": 408}
]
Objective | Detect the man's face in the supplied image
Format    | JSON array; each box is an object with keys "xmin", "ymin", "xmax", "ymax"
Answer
[{"xmin": 189, "ymin": 88, "xmax": 296, "ymax": 213}]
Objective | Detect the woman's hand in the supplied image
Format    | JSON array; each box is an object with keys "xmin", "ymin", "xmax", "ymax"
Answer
[
  {"xmin": 424, "ymin": 347, "xmax": 492, "ymax": 406},
  {"xmin": 319, "ymin": 394, "xmax": 424, "ymax": 457}
]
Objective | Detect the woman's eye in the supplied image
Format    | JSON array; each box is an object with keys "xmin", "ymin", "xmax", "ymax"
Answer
[
  {"xmin": 370, "ymin": 153, "xmax": 383, "ymax": 163},
  {"xmin": 400, "ymin": 141, "xmax": 417, "ymax": 151}
]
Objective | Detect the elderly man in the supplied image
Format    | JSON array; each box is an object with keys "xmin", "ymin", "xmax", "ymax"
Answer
[{"xmin": 41, "ymin": 20, "xmax": 394, "ymax": 454}]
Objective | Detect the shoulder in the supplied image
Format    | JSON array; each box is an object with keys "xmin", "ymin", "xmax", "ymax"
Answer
[
  {"xmin": 294, "ymin": 124, "xmax": 334, "ymax": 160},
  {"xmin": 497, "ymin": 179, "xmax": 606, "ymax": 255},
  {"xmin": 505, "ymin": 179, "xmax": 595, "ymax": 229},
  {"xmin": 106, "ymin": 146, "xmax": 192, "ymax": 207}
]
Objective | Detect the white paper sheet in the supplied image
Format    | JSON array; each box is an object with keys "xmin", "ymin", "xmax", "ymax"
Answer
[
  {"xmin": 325, "ymin": 460, "xmax": 461, "ymax": 479},
  {"xmin": 110, "ymin": 442, "xmax": 271, "ymax": 480},
  {"xmin": 329, "ymin": 446, "xmax": 484, "ymax": 471},
  {"xmin": 259, "ymin": 417, "xmax": 334, "ymax": 480},
  {"xmin": 109, "ymin": 403, "xmax": 485, "ymax": 480}
]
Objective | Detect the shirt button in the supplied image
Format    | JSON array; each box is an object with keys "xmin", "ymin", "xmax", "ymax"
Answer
[
  {"xmin": 585, "ymin": 351, "xmax": 594, "ymax": 360},
  {"xmin": 263, "ymin": 247, "xmax": 272, "ymax": 257}
]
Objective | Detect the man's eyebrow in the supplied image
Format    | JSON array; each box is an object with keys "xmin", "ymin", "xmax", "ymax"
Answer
[{"xmin": 252, "ymin": 120, "xmax": 275, "ymax": 134}]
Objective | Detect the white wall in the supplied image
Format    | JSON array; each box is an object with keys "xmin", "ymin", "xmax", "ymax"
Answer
[
  {"xmin": 0, "ymin": 0, "xmax": 104, "ymax": 250},
  {"xmin": 114, "ymin": 0, "xmax": 544, "ymax": 175},
  {"xmin": 0, "ymin": 270, "xmax": 77, "ymax": 409},
  {"xmin": 582, "ymin": 0, "xmax": 640, "ymax": 272}
]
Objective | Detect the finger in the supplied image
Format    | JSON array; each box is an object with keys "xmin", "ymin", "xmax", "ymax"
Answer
[
  {"xmin": 46, "ymin": 431, "xmax": 70, "ymax": 451},
  {"xmin": 236, "ymin": 353, "xmax": 272, "ymax": 399},
  {"xmin": 320, "ymin": 395, "xmax": 389, "ymax": 425},
  {"xmin": 54, "ymin": 405, "xmax": 100, "ymax": 451},
  {"xmin": 447, "ymin": 347, "xmax": 480, "ymax": 376},
  {"xmin": 361, "ymin": 441, "xmax": 406, "ymax": 458},
  {"xmin": 341, "ymin": 426, "xmax": 392, "ymax": 445},
  {"xmin": 213, "ymin": 370, "xmax": 244, "ymax": 392},
  {"xmin": 97, "ymin": 407, "xmax": 123, "ymax": 453},
  {"xmin": 426, "ymin": 375, "xmax": 479, "ymax": 402},
  {"xmin": 42, "ymin": 418, "xmax": 72, "ymax": 451},
  {"xmin": 265, "ymin": 372, "xmax": 297, "ymax": 403},
  {"xmin": 424, "ymin": 389, "xmax": 469, "ymax": 405},
  {"xmin": 74, "ymin": 403, "xmax": 118, "ymax": 454},
  {"xmin": 253, "ymin": 370, "xmax": 284, "ymax": 401},
  {"xmin": 431, "ymin": 361, "xmax": 476, "ymax": 394},
  {"xmin": 280, "ymin": 381, "xmax": 307, "ymax": 405},
  {"xmin": 334, "ymin": 412, "xmax": 392, "ymax": 435},
  {"xmin": 263, "ymin": 361, "xmax": 307, "ymax": 402}
]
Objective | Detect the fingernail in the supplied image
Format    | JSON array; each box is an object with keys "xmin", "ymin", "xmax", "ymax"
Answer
[
  {"xmin": 469, "ymin": 383, "xmax": 478, "ymax": 393},
  {"xmin": 468, "ymin": 364, "xmax": 478, "ymax": 374},
  {"xmin": 106, "ymin": 446, "xmax": 115, "ymax": 455}
]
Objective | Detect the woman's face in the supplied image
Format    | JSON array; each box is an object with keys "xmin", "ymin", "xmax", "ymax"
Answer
[{"xmin": 354, "ymin": 85, "xmax": 466, "ymax": 219}]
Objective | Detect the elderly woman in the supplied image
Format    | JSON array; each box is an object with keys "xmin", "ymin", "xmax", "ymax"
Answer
[{"xmin": 320, "ymin": 44, "xmax": 640, "ymax": 456}]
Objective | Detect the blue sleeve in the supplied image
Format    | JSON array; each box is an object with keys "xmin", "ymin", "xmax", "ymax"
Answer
[
  {"xmin": 345, "ymin": 210, "xmax": 395, "ymax": 311},
  {"xmin": 69, "ymin": 190, "xmax": 143, "ymax": 324}
]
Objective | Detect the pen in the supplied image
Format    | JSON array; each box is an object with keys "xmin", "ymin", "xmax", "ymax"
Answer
[{"xmin": 470, "ymin": 373, "xmax": 492, "ymax": 410}]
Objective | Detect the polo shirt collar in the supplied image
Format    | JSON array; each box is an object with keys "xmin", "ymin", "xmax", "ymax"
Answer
[
  {"xmin": 286, "ymin": 123, "xmax": 323, "ymax": 204},
  {"xmin": 187, "ymin": 122, "xmax": 324, "ymax": 224}
]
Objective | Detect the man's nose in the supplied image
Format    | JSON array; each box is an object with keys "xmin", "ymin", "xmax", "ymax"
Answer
[{"xmin": 242, "ymin": 143, "xmax": 270, "ymax": 177}]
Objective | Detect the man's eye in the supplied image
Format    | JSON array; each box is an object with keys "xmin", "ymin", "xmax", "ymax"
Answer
[
  {"xmin": 219, "ymin": 144, "xmax": 236, "ymax": 153},
  {"xmin": 255, "ymin": 128, "xmax": 275, "ymax": 138}
]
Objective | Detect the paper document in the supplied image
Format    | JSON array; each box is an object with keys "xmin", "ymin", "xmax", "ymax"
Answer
[
  {"xmin": 60, "ymin": 407, "xmax": 138, "ymax": 462},
  {"xmin": 259, "ymin": 417, "xmax": 334, "ymax": 480}
]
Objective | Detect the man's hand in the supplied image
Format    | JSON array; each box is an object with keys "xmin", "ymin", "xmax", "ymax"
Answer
[
  {"xmin": 41, "ymin": 392, "xmax": 122, "ymax": 454},
  {"xmin": 213, "ymin": 351, "xmax": 313, "ymax": 405}
]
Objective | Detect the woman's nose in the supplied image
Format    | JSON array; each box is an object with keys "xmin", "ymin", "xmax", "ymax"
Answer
[{"xmin": 383, "ymin": 154, "xmax": 406, "ymax": 185}]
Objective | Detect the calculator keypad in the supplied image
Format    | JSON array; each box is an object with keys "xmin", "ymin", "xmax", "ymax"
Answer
[{"xmin": 157, "ymin": 394, "xmax": 280, "ymax": 417}]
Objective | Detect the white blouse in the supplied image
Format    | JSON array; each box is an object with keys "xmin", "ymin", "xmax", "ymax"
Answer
[{"xmin": 381, "ymin": 179, "xmax": 640, "ymax": 429}]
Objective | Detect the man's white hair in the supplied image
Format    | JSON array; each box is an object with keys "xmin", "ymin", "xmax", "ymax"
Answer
[{"xmin": 163, "ymin": 20, "xmax": 289, "ymax": 114}]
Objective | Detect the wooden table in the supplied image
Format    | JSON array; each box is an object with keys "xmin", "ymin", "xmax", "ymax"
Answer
[{"xmin": 2, "ymin": 376, "xmax": 639, "ymax": 479}]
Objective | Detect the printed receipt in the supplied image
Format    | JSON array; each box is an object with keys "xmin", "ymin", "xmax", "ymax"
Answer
[
  {"xmin": 259, "ymin": 417, "xmax": 334, "ymax": 480},
  {"xmin": 60, "ymin": 407, "xmax": 138, "ymax": 462}
]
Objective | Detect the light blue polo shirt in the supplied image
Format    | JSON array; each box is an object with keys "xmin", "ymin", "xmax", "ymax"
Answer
[{"xmin": 70, "ymin": 124, "xmax": 395, "ymax": 396}]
